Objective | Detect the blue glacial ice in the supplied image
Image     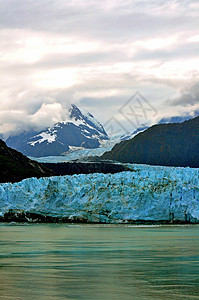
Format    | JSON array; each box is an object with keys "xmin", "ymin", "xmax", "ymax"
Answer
[{"xmin": 0, "ymin": 164, "xmax": 199, "ymax": 223}]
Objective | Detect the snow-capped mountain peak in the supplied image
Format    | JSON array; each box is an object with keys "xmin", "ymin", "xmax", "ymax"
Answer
[
  {"xmin": 6, "ymin": 104, "xmax": 109, "ymax": 157},
  {"xmin": 67, "ymin": 104, "xmax": 106, "ymax": 135}
]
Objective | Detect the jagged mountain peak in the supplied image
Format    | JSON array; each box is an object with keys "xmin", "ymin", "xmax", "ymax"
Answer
[
  {"xmin": 68, "ymin": 104, "xmax": 83, "ymax": 121},
  {"xmin": 66, "ymin": 104, "xmax": 106, "ymax": 135}
]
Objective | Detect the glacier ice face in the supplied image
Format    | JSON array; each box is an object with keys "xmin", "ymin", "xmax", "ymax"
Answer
[{"xmin": 0, "ymin": 164, "xmax": 199, "ymax": 223}]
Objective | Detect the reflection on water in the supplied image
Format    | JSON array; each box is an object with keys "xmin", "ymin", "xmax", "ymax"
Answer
[{"xmin": 0, "ymin": 224, "xmax": 199, "ymax": 300}]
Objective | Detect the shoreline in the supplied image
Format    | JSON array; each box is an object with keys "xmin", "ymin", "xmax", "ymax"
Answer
[{"xmin": 1, "ymin": 210, "xmax": 199, "ymax": 225}]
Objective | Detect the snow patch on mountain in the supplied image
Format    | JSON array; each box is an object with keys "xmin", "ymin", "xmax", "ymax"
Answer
[{"xmin": 29, "ymin": 131, "xmax": 57, "ymax": 146}]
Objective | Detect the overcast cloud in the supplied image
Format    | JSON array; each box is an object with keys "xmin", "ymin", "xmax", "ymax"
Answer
[{"xmin": 0, "ymin": 0, "xmax": 199, "ymax": 136}]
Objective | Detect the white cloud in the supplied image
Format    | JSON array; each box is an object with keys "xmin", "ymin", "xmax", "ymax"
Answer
[
  {"xmin": 30, "ymin": 103, "xmax": 66, "ymax": 129},
  {"xmin": 34, "ymin": 68, "xmax": 80, "ymax": 89}
]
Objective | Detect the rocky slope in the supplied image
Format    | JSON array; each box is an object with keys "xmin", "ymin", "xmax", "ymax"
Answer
[
  {"xmin": 102, "ymin": 116, "xmax": 199, "ymax": 167},
  {"xmin": 0, "ymin": 139, "xmax": 53, "ymax": 183}
]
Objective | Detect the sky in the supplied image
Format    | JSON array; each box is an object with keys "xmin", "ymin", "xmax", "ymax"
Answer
[{"xmin": 0, "ymin": 0, "xmax": 199, "ymax": 137}]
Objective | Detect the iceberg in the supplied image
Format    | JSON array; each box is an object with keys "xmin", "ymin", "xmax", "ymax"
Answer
[{"xmin": 0, "ymin": 164, "xmax": 199, "ymax": 223}]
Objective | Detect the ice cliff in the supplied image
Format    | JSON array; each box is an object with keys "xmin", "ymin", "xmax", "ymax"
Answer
[{"xmin": 0, "ymin": 164, "xmax": 199, "ymax": 223}]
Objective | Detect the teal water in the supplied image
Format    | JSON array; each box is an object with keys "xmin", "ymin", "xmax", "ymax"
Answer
[{"xmin": 0, "ymin": 224, "xmax": 199, "ymax": 300}]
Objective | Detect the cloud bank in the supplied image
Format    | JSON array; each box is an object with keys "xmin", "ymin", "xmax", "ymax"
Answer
[{"xmin": 0, "ymin": 0, "xmax": 199, "ymax": 136}]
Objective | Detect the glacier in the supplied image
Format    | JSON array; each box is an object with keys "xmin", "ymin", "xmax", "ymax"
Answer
[
  {"xmin": 0, "ymin": 164, "xmax": 199, "ymax": 223},
  {"xmin": 30, "ymin": 135, "xmax": 121, "ymax": 163}
]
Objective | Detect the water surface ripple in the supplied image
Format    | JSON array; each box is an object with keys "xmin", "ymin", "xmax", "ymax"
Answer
[{"xmin": 0, "ymin": 224, "xmax": 199, "ymax": 299}]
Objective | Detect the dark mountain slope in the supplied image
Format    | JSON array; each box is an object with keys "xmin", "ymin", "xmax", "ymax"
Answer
[
  {"xmin": 0, "ymin": 139, "xmax": 53, "ymax": 183},
  {"xmin": 43, "ymin": 161, "xmax": 130, "ymax": 176},
  {"xmin": 102, "ymin": 116, "xmax": 199, "ymax": 168}
]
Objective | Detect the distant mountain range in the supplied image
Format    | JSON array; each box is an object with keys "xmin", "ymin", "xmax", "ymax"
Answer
[
  {"xmin": 6, "ymin": 104, "xmax": 108, "ymax": 157},
  {"xmin": 102, "ymin": 116, "xmax": 199, "ymax": 168},
  {"xmin": 121, "ymin": 110, "xmax": 199, "ymax": 141},
  {"xmin": 158, "ymin": 110, "xmax": 199, "ymax": 124},
  {"xmin": 0, "ymin": 139, "xmax": 53, "ymax": 183},
  {"xmin": 120, "ymin": 126, "xmax": 148, "ymax": 141}
]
